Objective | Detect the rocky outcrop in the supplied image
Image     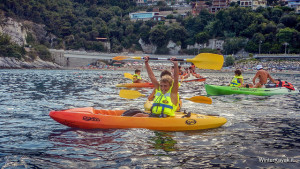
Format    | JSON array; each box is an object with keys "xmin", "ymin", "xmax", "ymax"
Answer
[
  {"xmin": 0, "ymin": 16, "xmax": 56, "ymax": 47},
  {"xmin": 0, "ymin": 17, "xmax": 27, "ymax": 46},
  {"xmin": 0, "ymin": 16, "xmax": 61, "ymax": 69},
  {"xmin": 138, "ymin": 38, "xmax": 157, "ymax": 54},
  {"xmin": 167, "ymin": 40, "xmax": 181, "ymax": 55},
  {"xmin": 139, "ymin": 39, "xmax": 182, "ymax": 55},
  {"xmin": 0, "ymin": 57, "xmax": 61, "ymax": 69}
]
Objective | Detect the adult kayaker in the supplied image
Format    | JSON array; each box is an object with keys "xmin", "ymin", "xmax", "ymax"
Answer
[
  {"xmin": 229, "ymin": 69, "xmax": 243, "ymax": 87},
  {"xmin": 134, "ymin": 56, "xmax": 179, "ymax": 118},
  {"xmin": 132, "ymin": 69, "xmax": 147, "ymax": 83},
  {"xmin": 242, "ymin": 65, "xmax": 278, "ymax": 88}
]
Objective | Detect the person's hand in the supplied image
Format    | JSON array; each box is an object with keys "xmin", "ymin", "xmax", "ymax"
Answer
[
  {"xmin": 144, "ymin": 56, "xmax": 149, "ymax": 63},
  {"xmin": 170, "ymin": 57, "xmax": 178, "ymax": 65}
]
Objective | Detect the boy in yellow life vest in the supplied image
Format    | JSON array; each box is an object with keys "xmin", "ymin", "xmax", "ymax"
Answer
[
  {"xmin": 134, "ymin": 56, "xmax": 179, "ymax": 118},
  {"xmin": 132, "ymin": 69, "xmax": 148, "ymax": 83},
  {"xmin": 145, "ymin": 70, "xmax": 182, "ymax": 112},
  {"xmin": 229, "ymin": 69, "xmax": 243, "ymax": 87}
]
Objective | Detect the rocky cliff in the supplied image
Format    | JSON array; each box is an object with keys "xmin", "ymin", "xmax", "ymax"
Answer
[
  {"xmin": 0, "ymin": 15, "xmax": 59, "ymax": 69},
  {"xmin": 0, "ymin": 57, "xmax": 61, "ymax": 69}
]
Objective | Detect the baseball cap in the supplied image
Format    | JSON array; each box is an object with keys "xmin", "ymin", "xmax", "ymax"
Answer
[{"xmin": 256, "ymin": 65, "xmax": 263, "ymax": 70}]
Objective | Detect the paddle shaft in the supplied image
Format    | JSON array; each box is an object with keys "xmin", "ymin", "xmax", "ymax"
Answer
[{"xmin": 146, "ymin": 58, "xmax": 186, "ymax": 62}]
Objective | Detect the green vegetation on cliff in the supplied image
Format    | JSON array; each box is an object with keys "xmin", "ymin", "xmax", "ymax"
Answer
[
  {"xmin": 0, "ymin": 32, "xmax": 25, "ymax": 59},
  {"xmin": 1, "ymin": 0, "xmax": 300, "ymax": 56}
]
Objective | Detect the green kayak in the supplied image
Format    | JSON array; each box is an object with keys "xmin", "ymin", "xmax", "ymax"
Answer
[{"xmin": 205, "ymin": 84, "xmax": 299, "ymax": 96}]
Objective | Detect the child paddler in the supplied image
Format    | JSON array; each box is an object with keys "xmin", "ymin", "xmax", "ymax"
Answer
[
  {"xmin": 229, "ymin": 69, "xmax": 243, "ymax": 87},
  {"xmin": 145, "ymin": 70, "xmax": 182, "ymax": 112},
  {"xmin": 132, "ymin": 69, "xmax": 148, "ymax": 83},
  {"xmin": 134, "ymin": 56, "xmax": 179, "ymax": 118}
]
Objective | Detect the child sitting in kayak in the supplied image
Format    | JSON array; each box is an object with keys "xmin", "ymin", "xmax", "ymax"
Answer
[
  {"xmin": 147, "ymin": 70, "xmax": 173, "ymax": 101},
  {"xmin": 229, "ymin": 69, "xmax": 243, "ymax": 87},
  {"xmin": 132, "ymin": 69, "xmax": 148, "ymax": 83},
  {"xmin": 145, "ymin": 70, "xmax": 182, "ymax": 112},
  {"xmin": 134, "ymin": 56, "xmax": 179, "ymax": 118}
]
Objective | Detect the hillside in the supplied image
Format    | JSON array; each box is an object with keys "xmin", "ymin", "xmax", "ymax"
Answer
[{"xmin": 0, "ymin": 0, "xmax": 300, "ymax": 58}]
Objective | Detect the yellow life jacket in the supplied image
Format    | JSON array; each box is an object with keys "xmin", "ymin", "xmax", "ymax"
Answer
[
  {"xmin": 151, "ymin": 86, "xmax": 179, "ymax": 117},
  {"xmin": 132, "ymin": 74, "xmax": 141, "ymax": 83},
  {"xmin": 230, "ymin": 75, "xmax": 243, "ymax": 87}
]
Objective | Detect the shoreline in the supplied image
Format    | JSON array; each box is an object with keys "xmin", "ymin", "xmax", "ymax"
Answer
[
  {"xmin": 1, "ymin": 65, "xmax": 300, "ymax": 75},
  {"xmin": 41, "ymin": 66, "xmax": 300, "ymax": 75}
]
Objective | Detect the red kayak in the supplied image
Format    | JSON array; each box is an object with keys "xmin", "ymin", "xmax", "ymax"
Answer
[
  {"xmin": 182, "ymin": 78, "xmax": 206, "ymax": 83},
  {"xmin": 116, "ymin": 82, "xmax": 154, "ymax": 88}
]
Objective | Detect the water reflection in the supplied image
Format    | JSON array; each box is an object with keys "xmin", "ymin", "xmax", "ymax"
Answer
[{"xmin": 149, "ymin": 131, "xmax": 177, "ymax": 152}]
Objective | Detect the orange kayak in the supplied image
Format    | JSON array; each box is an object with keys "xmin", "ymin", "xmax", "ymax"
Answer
[
  {"xmin": 49, "ymin": 107, "xmax": 227, "ymax": 131},
  {"xmin": 182, "ymin": 78, "xmax": 206, "ymax": 83},
  {"xmin": 116, "ymin": 82, "xmax": 154, "ymax": 88}
]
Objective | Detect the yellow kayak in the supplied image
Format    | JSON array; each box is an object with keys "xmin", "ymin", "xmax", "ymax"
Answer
[{"xmin": 49, "ymin": 107, "xmax": 227, "ymax": 131}]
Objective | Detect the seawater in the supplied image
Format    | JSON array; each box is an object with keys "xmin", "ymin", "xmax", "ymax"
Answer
[{"xmin": 0, "ymin": 69, "xmax": 299, "ymax": 168}]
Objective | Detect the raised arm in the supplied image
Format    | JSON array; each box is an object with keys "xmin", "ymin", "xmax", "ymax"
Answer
[
  {"xmin": 144, "ymin": 56, "xmax": 159, "ymax": 89},
  {"xmin": 171, "ymin": 57, "xmax": 179, "ymax": 105}
]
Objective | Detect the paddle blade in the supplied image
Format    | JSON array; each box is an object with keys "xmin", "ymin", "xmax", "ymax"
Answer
[
  {"xmin": 124, "ymin": 73, "xmax": 133, "ymax": 80},
  {"xmin": 112, "ymin": 56, "xmax": 130, "ymax": 60},
  {"xmin": 119, "ymin": 89, "xmax": 145, "ymax": 99},
  {"xmin": 184, "ymin": 96, "xmax": 212, "ymax": 104},
  {"xmin": 187, "ymin": 53, "xmax": 224, "ymax": 70}
]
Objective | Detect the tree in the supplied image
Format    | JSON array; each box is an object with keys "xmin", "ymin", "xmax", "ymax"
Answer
[
  {"xmin": 270, "ymin": 8, "xmax": 283, "ymax": 23},
  {"xmin": 195, "ymin": 32, "xmax": 210, "ymax": 44},
  {"xmin": 166, "ymin": 24, "xmax": 187, "ymax": 45},
  {"xmin": 35, "ymin": 45, "xmax": 52, "ymax": 61},
  {"xmin": 280, "ymin": 15, "xmax": 297, "ymax": 28},
  {"xmin": 149, "ymin": 25, "xmax": 168, "ymax": 47},
  {"xmin": 276, "ymin": 27, "xmax": 297, "ymax": 44},
  {"xmin": 223, "ymin": 37, "xmax": 247, "ymax": 55},
  {"xmin": 225, "ymin": 56, "xmax": 234, "ymax": 66}
]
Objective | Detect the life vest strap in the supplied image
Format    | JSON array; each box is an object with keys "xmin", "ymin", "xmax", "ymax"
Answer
[{"xmin": 151, "ymin": 103, "xmax": 173, "ymax": 118}]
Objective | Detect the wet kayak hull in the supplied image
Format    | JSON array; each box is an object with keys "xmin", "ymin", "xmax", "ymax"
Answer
[
  {"xmin": 116, "ymin": 83, "xmax": 154, "ymax": 88},
  {"xmin": 205, "ymin": 84, "xmax": 299, "ymax": 96},
  {"xmin": 49, "ymin": 107, "xmax": 227, "ymax": 131},
  {"xmin": 182, "ymin": 78, "xmax": 206, "ymax": 82}
]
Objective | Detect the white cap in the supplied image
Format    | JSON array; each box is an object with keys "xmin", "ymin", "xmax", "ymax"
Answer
[{"xmin": 256, "ymin": 65, "xmax": 263, "ymax": 70}]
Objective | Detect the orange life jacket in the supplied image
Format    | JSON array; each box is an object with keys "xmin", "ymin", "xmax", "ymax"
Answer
[{"xmin": 276, "ymin": 80, "xmax": 295, "ymax": 90}]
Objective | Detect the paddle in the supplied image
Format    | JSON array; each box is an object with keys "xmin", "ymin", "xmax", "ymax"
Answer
[
  {"xmin": 119, "ymin": 89, "xmax": 212, "ymax": 104},
  {"xmin": 119, "ymin": 89, "xmax": 145, "ymax": 99},
  {"xmin": 124, "ymin": 73, "xmax": 133, "ymax": 80},
  {"xmin": 112, "ymin": 53, "xmax": 224, "ymax": 70}
]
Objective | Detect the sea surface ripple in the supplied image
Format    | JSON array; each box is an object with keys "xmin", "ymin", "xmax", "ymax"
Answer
[{"xmin": 0, "ymin": 69, "xmax": 299, "ymax": 168}]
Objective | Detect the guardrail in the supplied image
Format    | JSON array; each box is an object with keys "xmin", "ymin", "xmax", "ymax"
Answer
[{"xmin": 254, "ymin": 54, "xmax": 300, "ymax": 59}]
